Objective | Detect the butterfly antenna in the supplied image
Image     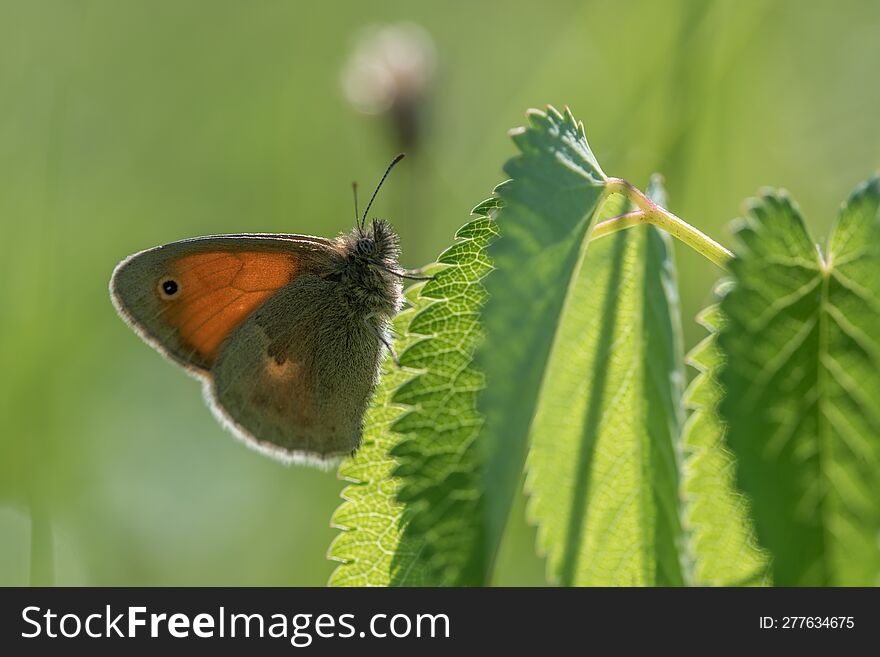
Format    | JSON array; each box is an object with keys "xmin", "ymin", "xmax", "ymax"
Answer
[
  {"xmin": 361, "ymin": 153, "xmax": 405, "ymax": 231},
  {"xmin": 352, "ymin": 181, "xmax": 360, "ymax": 230}
]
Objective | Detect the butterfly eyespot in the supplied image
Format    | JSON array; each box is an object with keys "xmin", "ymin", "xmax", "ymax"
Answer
[
  {"xmin": 355, "ymin": 238, "xmax": 374, "ymax": 256},
  {"xmin": 158, "ymin": 277, "xmax": 179, "ymax": 298},
  {"xmin": 326, "ymin": 271, "xmax": 344, "ymax": 283}
]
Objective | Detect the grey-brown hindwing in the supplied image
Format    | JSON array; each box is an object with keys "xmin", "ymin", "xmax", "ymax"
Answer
[{"xmin": 208, "ymin": 272, "xmax": 383, "ymax": 460}]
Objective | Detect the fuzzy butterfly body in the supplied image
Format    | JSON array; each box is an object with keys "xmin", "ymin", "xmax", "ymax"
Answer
[{"xmin": 110, "ymin": 158, "xmax": 407, "ymax": 465}]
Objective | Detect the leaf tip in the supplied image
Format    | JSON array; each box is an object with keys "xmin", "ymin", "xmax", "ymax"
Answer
[
  {"xmin": 647, "ymin": 173, "xmax": 668, "ymax": 207},
  {"xmin": 545, "ymin": 104, "xmax": 564, "ymax": 121}
]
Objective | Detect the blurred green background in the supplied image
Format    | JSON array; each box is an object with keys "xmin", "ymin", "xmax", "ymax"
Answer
[{"xmin": 1, "ymin": 0, "xmax": 878, "ymax": 586}]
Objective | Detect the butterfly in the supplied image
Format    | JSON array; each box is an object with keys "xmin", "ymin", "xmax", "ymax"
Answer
[{"xmin": 110, "ymin": 154, "xmax": 424, "ymax": 466}]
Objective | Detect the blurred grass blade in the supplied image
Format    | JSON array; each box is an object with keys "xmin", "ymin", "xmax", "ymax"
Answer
[
  {"xmin": 524, "ymin": 177, "xmax": 686, "ymax": 585},
  {"xmin": 476, "ymin": 105, "xmax": 609, "ymax": 577},
  {"xmin": 681, "ymin": 300, "xmax": 770, "ymax": 586},
  {"xmin": 328, "ymin": 214, "xmax": 497, "ymax": 586},
  {"xmin": 719, "ymin": 177, "xmax": 880, "ymax": 586}
]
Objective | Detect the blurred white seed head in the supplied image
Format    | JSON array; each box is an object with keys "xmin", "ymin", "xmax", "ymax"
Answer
[
  {"xmin": 341, "ymin": 23, "xmax": 436, "ymax": 150},
  {"xmin": 342, "ymin": 22, "xmax": 436, "ymax": 115}
]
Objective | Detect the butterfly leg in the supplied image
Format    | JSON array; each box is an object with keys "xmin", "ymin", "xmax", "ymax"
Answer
[
  {"xmin": 364, "ymin": 314, "xmax": 402, "ymax": 367},
  {"xmin": 385, "ymin": 267, "xmax": 435, "ymax": 281},
  {"xmin": 386, "ymin": 266, "xmax": 435, "ymax": 281}
]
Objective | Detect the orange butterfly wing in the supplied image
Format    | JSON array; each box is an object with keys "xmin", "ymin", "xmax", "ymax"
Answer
[
  {"xmin": 161, "ymin": 251, "xmax": 301, "ymax": 366},
  {"xmin": 111, "ymin": 235, "xmax": 335, "ymax": 373}
]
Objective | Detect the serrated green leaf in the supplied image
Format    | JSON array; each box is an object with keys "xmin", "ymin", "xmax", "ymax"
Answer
[
  {"xmin": 327, "ymin": 214, "xmax": 497, "ymax": 586},
  {"xmin": 719, "ymin": 176, "xmax": 880, "ymax": 586},
  {"xmin": 523, "ymin": 176, "xmax": 687, "ymax": 585},
  {"xmin": 681, "ymin": 301, "xmax": 770, "ymax": 586},
  {"xmin": 389, "ymin": 212, "xmax": 497, "ymax": 585},
  {"xmin": 476, "ymin": 106, "xmax": 609, "ymax": 573}
]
